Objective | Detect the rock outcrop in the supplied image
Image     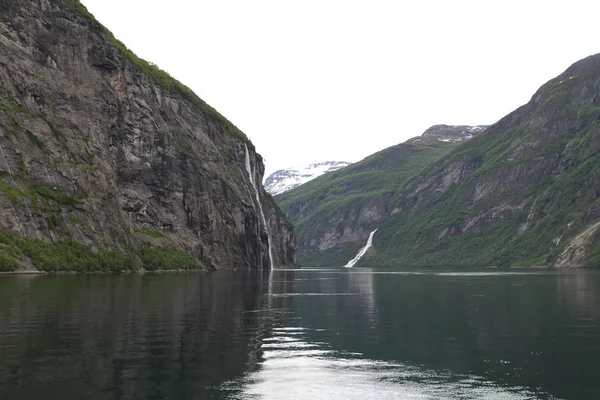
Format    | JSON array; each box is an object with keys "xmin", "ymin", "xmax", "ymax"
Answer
[{"xmin": 0, "ymin": 0, "xmax": 295, "ymax": 271}]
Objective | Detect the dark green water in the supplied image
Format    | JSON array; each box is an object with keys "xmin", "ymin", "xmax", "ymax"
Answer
[{"xmin": 1, "ymin": 269, "xmax": 599, "ymax": 399}]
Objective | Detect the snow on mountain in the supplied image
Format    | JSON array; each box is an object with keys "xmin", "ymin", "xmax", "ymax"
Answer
[{"xmin": 264, "ymin": 161, "xmax": 351, "ymax": 195}]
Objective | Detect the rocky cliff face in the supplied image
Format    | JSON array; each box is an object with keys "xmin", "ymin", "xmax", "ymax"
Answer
[
  {"xmin": 275, "ymin": 125, "xmax": 483, "ymax": 267},
  {"xmin": 0, "ymin": 0, "xmax": 295, "ymax": 271}
]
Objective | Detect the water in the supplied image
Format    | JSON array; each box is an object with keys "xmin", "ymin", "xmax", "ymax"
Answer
[
  {"xmin": 244, "ymin": 144, "xmax": 274, "ymax": 269},
  {"xmin": 1, "ymin": 269, "xmax": 600, "ymax": 399},
  {"xmin": 343, "ymin": 229, "xmax": 377, "ymax": 268}
]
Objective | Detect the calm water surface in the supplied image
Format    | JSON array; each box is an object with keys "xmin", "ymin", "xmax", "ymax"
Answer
[{"xmin": 1, "ymin": 269, "xmax": 600, "ymax": 399}]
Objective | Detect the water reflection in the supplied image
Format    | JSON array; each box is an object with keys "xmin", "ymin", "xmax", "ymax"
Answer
[
  {"xmin": 228, "ymin": 326, "xmax": 549, "ymax": 400},
  {"xmin": 0, "ymin": 269, "xmax": 599, "ymax": 399},
  {"xmin": 0, "ymin": 272, "xmax": 293, "ymax": 400}
]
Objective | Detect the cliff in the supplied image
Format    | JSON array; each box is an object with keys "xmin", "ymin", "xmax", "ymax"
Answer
[{"xmin": 0, "ymin": 0, "xmax": 295, "ymax": 271}]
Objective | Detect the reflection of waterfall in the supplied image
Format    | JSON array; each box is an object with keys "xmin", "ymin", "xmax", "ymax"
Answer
[
  {"xmin": 244, "ymin": 144, "xmax": 274, "ymax": 269},
  {"xmin": 343, "ymin": 230, "xmax": 377, "ymax": 268}
]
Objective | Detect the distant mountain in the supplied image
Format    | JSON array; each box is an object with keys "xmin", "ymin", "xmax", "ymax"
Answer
[
  {"xmin": 277, "ymin": 54, "xmax": 600, "ymax": 269},
  {"xmin": 264, "ymin": 161, "xmax": 351, "ymax": 195},
  {"xmin": 275, "ymin": 125, "xmax": 484, "ymax": 267}
]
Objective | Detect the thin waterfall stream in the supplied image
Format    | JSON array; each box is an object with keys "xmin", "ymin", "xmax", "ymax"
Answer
[
  {"xmin": 244, "ymin": 144, "xmax": 274, "ymax": 269},
  {"xmin": 343, "ymin": 229, "xmax": 377, "ymax": 268}
]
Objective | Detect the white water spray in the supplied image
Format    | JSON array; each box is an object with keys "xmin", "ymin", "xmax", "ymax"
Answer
[
  {"xmin": 245, "ymin": 144, "xmax": 274, "ymax": 269},
  {"xmin": 343, "ymin": 229, "xmax": 377, "ymax": 268}
]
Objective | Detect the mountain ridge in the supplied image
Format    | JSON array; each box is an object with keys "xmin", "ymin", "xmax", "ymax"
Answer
[{"xmin": 371, "ymin": 54, "xmax": 600, "ymax": 268}]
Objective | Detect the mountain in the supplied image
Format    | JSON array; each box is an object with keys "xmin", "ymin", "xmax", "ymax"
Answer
[
  {"xmin": 264, "ymin": 161, "xmax": 351, "ymax": 195},
  {"xmin": 371, "ymin": 55, "xmax": 600, "ymax": 269},
  {"xmin": 0, "ymin": 0, "xmax": 295, "ymax": 272},
  {"xmin": 279, "ymin": 54, "xmax": 600, "ymax": 269},
  {"xmin": 275, "ymin": 125, "xmax": 485, "ymax": 267}
]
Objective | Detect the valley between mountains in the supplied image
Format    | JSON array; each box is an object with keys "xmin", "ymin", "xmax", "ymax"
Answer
[{"xmin": 1, "ymin": 0, "xmax": 599, "ymax": 272}]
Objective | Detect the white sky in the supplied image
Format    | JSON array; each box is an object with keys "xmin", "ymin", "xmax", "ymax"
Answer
[{"xmin": 81, "ymin": 0, "xmax": 600, "ymax": 175}]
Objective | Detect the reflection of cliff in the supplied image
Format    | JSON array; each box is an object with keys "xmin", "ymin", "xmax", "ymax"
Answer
[
  {"xmin": 556, "ymin": 272, "xmax": 600, "ymax": 321},
  {"xmin": 371, "ymin": 271, "xmax": 600, "ymax": 399},
  {"xmin": 287, "ymin": 269, "xmax": 378, "ymax": 346},
  {"xmin": 243, "ymin": 269, "xmax": 297, "ymax": 371},
  {"xmin": 0, "ymin": 272, "xmax": 289, "ymax": 398}
]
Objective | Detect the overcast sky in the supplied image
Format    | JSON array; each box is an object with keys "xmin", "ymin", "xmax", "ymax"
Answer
[{"xmin": 81, "ymin": 0, "xmax": 600, "ymax": 176}]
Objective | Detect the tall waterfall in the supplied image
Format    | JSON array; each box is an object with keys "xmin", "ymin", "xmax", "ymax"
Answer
[
  {"xmin": 343, "ymin": 229, "xmax": 377, "ymax": 268},
  {"xmin": 244, "ymin": 144, "xmax": 274, "ymax": 269}
]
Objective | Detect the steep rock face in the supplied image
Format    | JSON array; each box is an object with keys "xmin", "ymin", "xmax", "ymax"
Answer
[
  {"xmin": 0, "ymin": 0, "xmax": 295, "ymax": 270},
  {"xmin": 372, "ymin": 55, "xmax": 600, "ymax": 268},
  {"xmin": 264, "ymin": 161, "xmax": 351, "ymax": 195},
  {"xmin": 276, "ymin": 125, "xmax": 483, "ymax": 267}
]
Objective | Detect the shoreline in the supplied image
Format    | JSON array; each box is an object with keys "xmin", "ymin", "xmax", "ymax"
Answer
[
  {"xmin": 0, "ymin": 268, "xmax": 211, "ymax": 276},
  {"xmin": 1, "ymin": 264, "xmax": 585, "ymax": 277}
]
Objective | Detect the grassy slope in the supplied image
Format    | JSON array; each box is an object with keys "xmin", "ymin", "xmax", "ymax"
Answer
[
  {"xmin": 0, "ymin": 230, "xmax": 203, "ymax": 272},
  {"xmin": 367, "ymin": 58, "xmax": 600, "ymax": 268}
]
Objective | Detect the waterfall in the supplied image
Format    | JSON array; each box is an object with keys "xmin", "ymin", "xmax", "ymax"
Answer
[
  {"xmin": 525, "ymin": 196, "xmax": 539, "ymax": 228},
  {"xmin": 521, "ymin": 196, "xmax": 539, "ymax": 233},
  {"xmin": 343, "ymin": 229, "xmax": 377, "ymax": 268},
  {"xmin": 0, "ymin": 141, "xmax": 41, "ymax": 237},
  {"xmin": 244, "ymin": 144, "xmax": 274, "ymax": 269}
]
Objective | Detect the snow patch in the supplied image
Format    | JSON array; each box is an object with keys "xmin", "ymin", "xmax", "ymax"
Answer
[{"xmin": 265, "ymin": 161, "xmax": 351, "ymax": 195}]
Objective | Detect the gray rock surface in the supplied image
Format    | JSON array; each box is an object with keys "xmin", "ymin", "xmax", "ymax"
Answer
[{"xmin": 0, "ymin": 0, "xmax": 295, "ymax": 270}]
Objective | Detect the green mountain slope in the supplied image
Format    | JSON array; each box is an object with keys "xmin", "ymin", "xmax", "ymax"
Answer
[
  {"xmin": 278, "ymin": 54, "xmax": 600, "ymax": 269},
  {"xmin": 371, "ymin": 55, "xmax": 600, "ymax": 268},
  {"xmin": 276, "ymin": 125, "xmax": 485, "ymax": 267}
]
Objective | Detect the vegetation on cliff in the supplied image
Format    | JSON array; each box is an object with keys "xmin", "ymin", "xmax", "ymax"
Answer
[
  {"xmin": 276, "ymin": 137, "xmax": 466, "ymax": 267},
  {"xmin": 277, "ymin": 57, "xmax": 600, "ymax": 268},
  {"xmin": 368, "ymin": 57, "xmax": 600, "ymax": 268}
]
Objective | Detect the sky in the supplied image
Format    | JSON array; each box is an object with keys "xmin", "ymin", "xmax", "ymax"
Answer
[{"xmin": 81, "ymin": 0, "xmax": 600, "ymax": 176}]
